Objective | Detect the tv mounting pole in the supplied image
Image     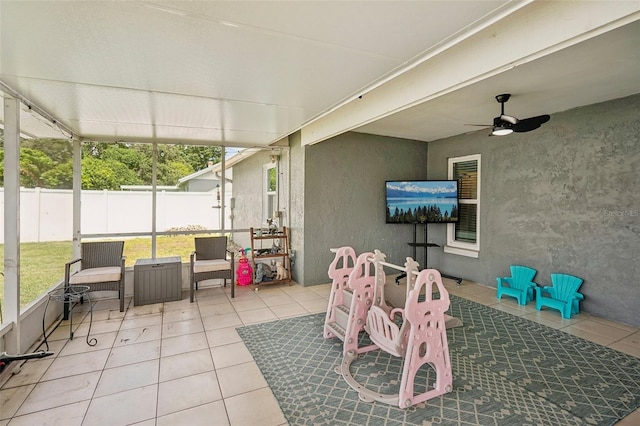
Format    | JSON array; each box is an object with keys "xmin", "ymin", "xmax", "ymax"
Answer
[{"xmin": 397, "ymin": 223, "xmax": 463, "ymax": 286}]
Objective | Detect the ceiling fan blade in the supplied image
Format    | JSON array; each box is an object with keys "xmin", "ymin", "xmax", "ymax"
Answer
[{"xmin": 512, "ymin": 115, "xmax": 550, "ymax": 132}]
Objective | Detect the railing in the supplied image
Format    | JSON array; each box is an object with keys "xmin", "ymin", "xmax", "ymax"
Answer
[
  {"xmin": 0, "ymin": 322, "xmax": 14, "ymax": 353},
  {"xmin": 1, "ymin": 227, "xmax": 261, "ymax": 354}
]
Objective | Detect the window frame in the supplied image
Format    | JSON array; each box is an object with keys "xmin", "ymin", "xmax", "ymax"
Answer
[
  {"xmin": 445, "ymin": 154, "xmax": 480, "ymax": 258},
  {"xmin": 262, "ymin": 163, "xmax": 277, "ymax": 223}
]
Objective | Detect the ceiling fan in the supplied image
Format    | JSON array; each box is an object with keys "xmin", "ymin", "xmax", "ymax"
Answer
[{"xmin": 470, "ymin": 94, "xmax": 551, "ymax": 136}]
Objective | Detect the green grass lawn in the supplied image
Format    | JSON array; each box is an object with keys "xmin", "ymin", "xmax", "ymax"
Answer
[{"xmin": 0, "ymin": 235, "xmax": 210, "ymax": 312}]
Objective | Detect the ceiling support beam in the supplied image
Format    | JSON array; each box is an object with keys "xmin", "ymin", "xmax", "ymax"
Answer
[
  {"xmin": 0, "ymin": 81, "xmax": 74, "ymax": 139},
  {"xmin": 3, "ymin": 96, "xmax": 22, "ymax": 353},
  {"xmin": 301, "ymin": 1, "xmax": 640, "ymax": 146}
]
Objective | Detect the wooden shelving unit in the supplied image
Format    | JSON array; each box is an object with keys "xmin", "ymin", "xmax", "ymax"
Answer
[{"xmin": 250, "ymin": 226, "xmax": 292, "ymax": 286}]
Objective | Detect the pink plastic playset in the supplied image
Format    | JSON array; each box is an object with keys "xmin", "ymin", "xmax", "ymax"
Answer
[{"xmin": 324, "ymin": 247, "xmax": 456, "ymax": 409}]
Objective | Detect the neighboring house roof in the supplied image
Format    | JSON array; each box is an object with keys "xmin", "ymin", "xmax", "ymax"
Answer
[
  {"xmin": 215, "ymin": 146, "xmax": 283, "ymax": 168},
  {"xmin": 217, "ymin": 148, "xmax": 263, "ymax": 170},
  {"xmin": 179, "ymin": 148, "xmax": 260, "ymax": 183},
  {"xmin": 177, "ymin": 166, "xmax": 216, "ymax": 186}
]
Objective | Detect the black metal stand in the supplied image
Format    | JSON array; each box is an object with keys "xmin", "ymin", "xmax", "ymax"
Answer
[
  {"xmin": 42, "ymin": 285, "xmax": 96, "ymax": 350},
  {"xmin": 395, "ymin": 223, "xmax": 463, "ymax": 285}
]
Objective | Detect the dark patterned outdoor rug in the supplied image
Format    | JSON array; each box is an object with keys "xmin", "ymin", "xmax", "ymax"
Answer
[{"xmin": 237, "ymin": 295, "xmax": 640, "ymax": 425}]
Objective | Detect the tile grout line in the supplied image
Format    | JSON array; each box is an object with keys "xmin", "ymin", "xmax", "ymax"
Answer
[
  {"xmin": 219, "ymin": 284, "xmax": 238, "ymax": 426},
  {"xmin": 2, "ymin": 297, "xmax": 110, "ymax": 421},
  {"xmin": 153, "ymin": 300, "xmax": 167, "ymax": 424},
  {"xmin": 82, "ymin": 300, "xmax": 128, "ymax": 426}
]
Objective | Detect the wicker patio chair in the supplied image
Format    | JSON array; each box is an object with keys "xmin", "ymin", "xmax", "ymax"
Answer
[
  {"xmin": 190, "ymin": 236, "xmax": 235, "ymax": 302},
  {"xmin": 64, "ymin": 241, "xmax": 125, "ymax": 319}
]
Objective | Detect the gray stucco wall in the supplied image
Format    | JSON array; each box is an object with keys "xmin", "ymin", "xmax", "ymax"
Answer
[
  {"xmin": 230, "ymin": 150, "xmax": 272, "ymax": 250},
  {"xmin": 230, "ymin": 147, "xmax": 295, "ymax": 275},
  {"xmin": 232, "ymin": 95, "xmax": 638, "ymax": 327},
  {"xmin": 427, "ymin": 94, "xmax": 640, "ymax": 327},
  {"xmin": 303, "ymin": 132, "xmax": 429, "ymax": 286}
]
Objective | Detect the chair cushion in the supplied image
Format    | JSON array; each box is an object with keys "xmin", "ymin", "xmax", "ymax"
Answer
[
  {"xmin": 194, "ymin": 259, "xmax": 231, "ymax": 274},
  {"xmin": 69, "ymin": 266, "xmax": 121, "ymax": 284}
]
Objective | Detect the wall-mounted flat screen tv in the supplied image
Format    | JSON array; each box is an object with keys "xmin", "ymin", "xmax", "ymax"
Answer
[{"xmin": 385, "ymin": 180, "xmax": 459, "ymax": 224}]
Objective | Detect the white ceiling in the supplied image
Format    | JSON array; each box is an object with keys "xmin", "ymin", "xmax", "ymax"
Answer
[
  {"xmin": 1, "ymin": 1, "xmax": 639, "ymax": 147},
  {"xmin": 354, "ymin": 18, "xmax": 640, "ymax": 142}
]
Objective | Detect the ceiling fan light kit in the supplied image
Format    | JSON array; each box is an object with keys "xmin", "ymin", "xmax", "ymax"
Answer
[{"xmin": 491, "ymin": 126, "xmax": 513, "ymax": 136}]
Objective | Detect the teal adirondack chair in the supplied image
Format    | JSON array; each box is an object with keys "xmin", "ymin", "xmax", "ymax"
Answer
[
  {"xmin": 535, "ymin": 273, "xmax": 584, "ymax": 319},
  {"xmin": 496, "ymin": 265, "xmax": 538, "ymax": 306}
]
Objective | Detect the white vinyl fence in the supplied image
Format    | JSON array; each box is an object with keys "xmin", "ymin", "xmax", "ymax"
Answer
[{"xmin": 0, "ymin": 188, "xmax": 230, "ymax": 243}]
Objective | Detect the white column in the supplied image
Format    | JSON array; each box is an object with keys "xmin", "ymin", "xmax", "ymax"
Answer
[
  {"xmin": 220, "ymin": 146, "xmax": 226, "ymax": 232},
  {"xmin": 151, "ymin": 143, "xmax": 157, "ymax": 258},
  {"xmin": 72, "ymin": 137, "xmax": 82, "ymax": 258},
  {"xmin": 3, "ymin": 96, "xmax": 21, "ymax": 352}
]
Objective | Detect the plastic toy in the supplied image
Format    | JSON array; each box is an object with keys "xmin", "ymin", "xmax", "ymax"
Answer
[
  {"xmin": 535, "ymin": 273, "xmax": 584, "ymax": 318},
  {"xmin": 324, "ymin": 247, "xmax": 457, "ymax": 408},
  {"xmin": 496, "ymin": 265, "xmax": 538, "ymax": 306},
  {"xmin": 275, "ymin": 260, "xmax": 288, "ymax": 280},
  {"xmin": 236, "ymin": 248, "xmax": 253, "ymax": 286},
  {"xmin": 255, "ymin": 263, "xmax": 264, "ymax": 283}
]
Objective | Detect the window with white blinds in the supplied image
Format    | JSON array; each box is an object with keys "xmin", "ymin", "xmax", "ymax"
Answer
[{"xmin": 446, "ymin": 154, "xmax": 480, "ymax": 257}]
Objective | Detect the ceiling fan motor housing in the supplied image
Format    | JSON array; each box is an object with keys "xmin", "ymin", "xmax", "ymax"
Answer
[
  {"xmin": 495, "ymin": 93, "xmax": 511, "ymax": 103},
  {"xmin": 493, "ymin": 116, "xmax": 511, "ymax": 127}
]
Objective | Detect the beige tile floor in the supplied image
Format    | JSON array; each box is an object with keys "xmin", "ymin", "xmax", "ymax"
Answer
[{"xmin": 1, "ymin": 278, "xmax": 639, "ymax": 426}]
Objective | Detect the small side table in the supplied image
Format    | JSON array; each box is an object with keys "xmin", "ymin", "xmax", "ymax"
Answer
[{"xmin": 42, "ymin": 285, "xmax": 96, "ymax": 350}]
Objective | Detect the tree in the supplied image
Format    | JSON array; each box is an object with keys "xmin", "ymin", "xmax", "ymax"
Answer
[
  {"xmin": 22, "ymin": 138, "xmax": 73, "ymax": 165},
  {"xmin": 19, "ymin": 147, "xmax": 54, "ymax": 187},
  {"xmin": 157, "ymin": 161, "xmax": 193, "ymax": 186},
  {"xmin": 81, "ymin": 157, "xmax": 143, "ymax": 190},
  {"xmin": 179, "ymin": 145, "xmax": 222, "ymax": 171},
  {"xmin": 80, "ymin": 142, "xmax": 206, "ymax": 186},
  {"xmin": 1, "ymin": 134, "xmax": 224, "ymax": 190},
  {"xmin": 41, "ymin": 161, "xmax": 73, "ymax": 188},
  {"xmin": 1, "ymin": 137, "xmax": 74, "ymax": 188}
]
